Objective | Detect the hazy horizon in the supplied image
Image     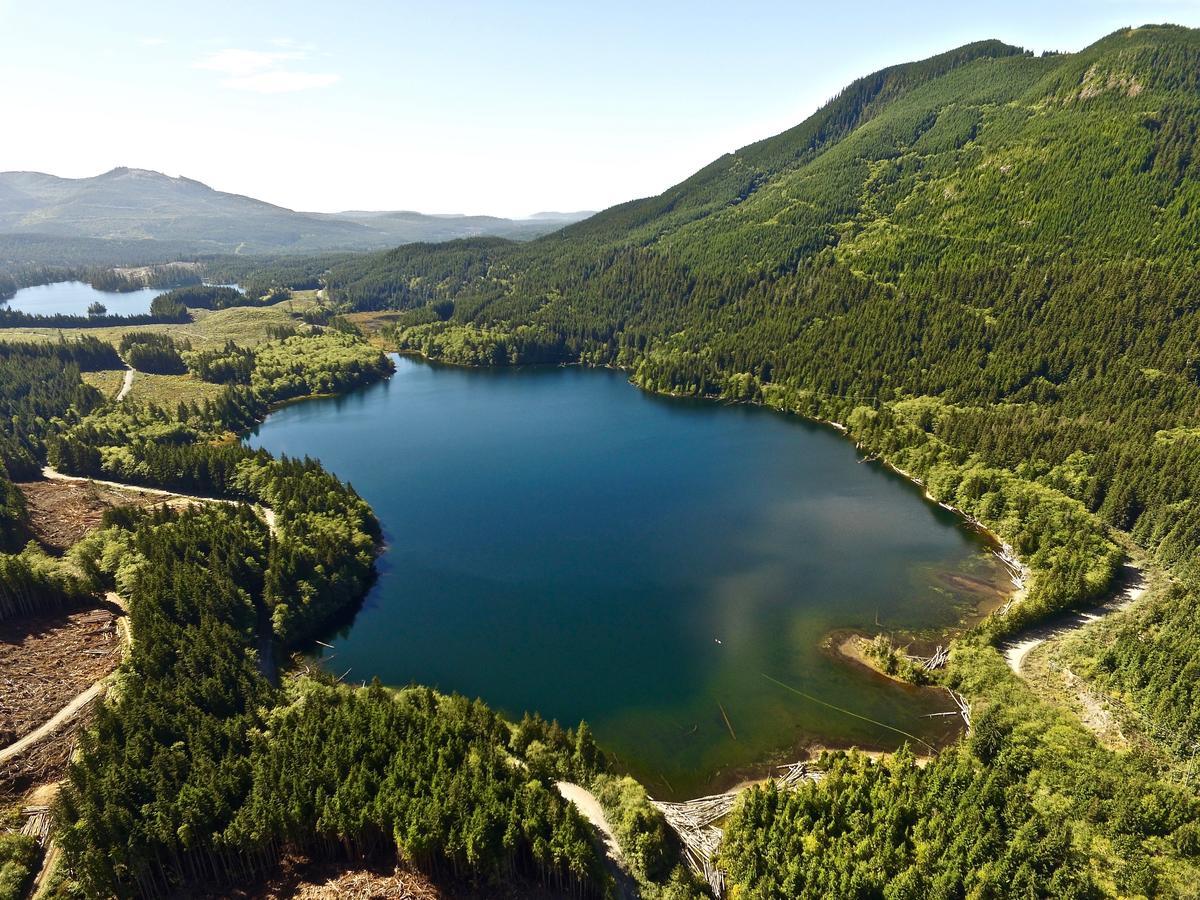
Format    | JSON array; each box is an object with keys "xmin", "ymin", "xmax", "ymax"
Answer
[{"xmin": 3, "ymin": 0, "xmax": 1200, "ymax": 218}]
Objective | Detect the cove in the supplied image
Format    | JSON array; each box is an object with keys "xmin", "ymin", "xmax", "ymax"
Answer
[{"xmin": 247, "ymin": 355, "xmax": 1009, "ymax": 798}]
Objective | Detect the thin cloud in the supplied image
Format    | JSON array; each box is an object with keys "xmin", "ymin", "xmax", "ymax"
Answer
[
  {"xmin": 139, "ymin": 36, "xmax": 168, "ymax": 47},
  {"xmin": 195, "ymin": 46, "xmax": 339, "ymax": 94}
]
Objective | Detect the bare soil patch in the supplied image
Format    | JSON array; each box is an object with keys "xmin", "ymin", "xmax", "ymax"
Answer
[
  {"xmin": 0, "ymin": 603, "xmax": 123, "ymax": 747},
  {"xmin": 0, "ymin": 703, "xmax": 93, "ymax": 803},
  {"xmin": 186, "ymin": 855, "xmax": 572, "ymax": 900},
  {"xmin": 16, "ymin": 478, "xmax": 165, "ymax": 551}
]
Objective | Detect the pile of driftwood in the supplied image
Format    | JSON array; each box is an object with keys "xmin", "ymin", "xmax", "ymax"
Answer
[
  {"xmin": 906, "ymin": 644, "xmax": 949, "ymax": 671},
  {"xmin": 21, "ymin": 805, "xmax": 53, "ymax": 846},
  {"xmin": 652, "ymin": 762, "xmax": 822, "ymax": 897},
  {"xmin": 946, "ymin": 688, "xmax": 972, "ymax": 733}
]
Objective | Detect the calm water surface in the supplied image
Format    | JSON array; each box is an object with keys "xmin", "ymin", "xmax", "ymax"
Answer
[
  {"xmin": 3, "ymin": 281, "xmax": 167, "ymax": 316},
  {"xmin": 248, "ymin": 356, "xmax": 1007, "ymax": 797}
]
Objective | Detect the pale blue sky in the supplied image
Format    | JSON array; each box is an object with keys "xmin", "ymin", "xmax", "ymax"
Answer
[{"xmin": 2, "ymin": 1, "xmax": 1199, "ymax": 216}]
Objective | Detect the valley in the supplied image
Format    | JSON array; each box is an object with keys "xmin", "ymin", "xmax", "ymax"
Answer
[{"xmin": 3, "ymin": 19, "xmax": 1200, "ymax": 900}]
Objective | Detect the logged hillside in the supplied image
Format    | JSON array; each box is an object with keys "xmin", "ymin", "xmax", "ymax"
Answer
[{"xmin": 306, "ymin": 26, "xmax": 1200, "ymax": 895}]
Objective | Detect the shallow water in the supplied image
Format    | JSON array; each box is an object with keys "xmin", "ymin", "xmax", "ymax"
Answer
[{"xmin": 247, "ymin": 356, "xmax": 1008, "ymax": 797}]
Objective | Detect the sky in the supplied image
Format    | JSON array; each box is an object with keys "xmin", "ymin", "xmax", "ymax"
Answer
[{"xmin": 2, "ymin": 1, "xmax": 1199, "ymax": 218}]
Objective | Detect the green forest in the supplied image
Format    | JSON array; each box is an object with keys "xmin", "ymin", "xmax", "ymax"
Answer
[
  {"xmin": 5, "ymin": 20, "xmax": 1200, "ymax": 900},
  {"xmin": 217, "ymin": 23, "xmax": 1200, "ymax": 898}
]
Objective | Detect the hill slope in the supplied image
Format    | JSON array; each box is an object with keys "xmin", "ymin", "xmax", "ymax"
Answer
[
  {"xmin": 316, "ymin": 26, "xmax": 1200, "ymax": 893},
  {"xmin": 0, "ymin": 167, "xmax": 591, "ymax": 257}
]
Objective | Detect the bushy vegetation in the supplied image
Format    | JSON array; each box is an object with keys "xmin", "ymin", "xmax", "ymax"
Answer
[
  {"xmin": 0, "ymin": 830, "xmax": 38, "ymax": 900},
  {"xmin": 185, "ymin": 341, "xmax": 256, "ymax": 384},
  {"xmin": 153, "ymin": 284, "xmax": 251, "ymax": 310},
  {"xmin": 723, "ymin": 646, "xmax": 1200, "ymax": 897},
  {"xmin": 119, "ymin": 332, "xmax": 189, "ymax": 375},
  {"xmin": 203, "ymin": 24, "xmax": 1200, "ymax": 895},
  {"xmin": 592, "ymin": 775, "xmax": 673, "ymax": 882},
  {"xmin": 249, "ymin": 332, "xmax": 393, "ymax": 401}
]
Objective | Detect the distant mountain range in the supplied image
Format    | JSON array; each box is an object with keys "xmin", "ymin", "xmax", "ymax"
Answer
[{"xmin": 0, "ymin": 167, "xmax": 593, "ymax": 258}]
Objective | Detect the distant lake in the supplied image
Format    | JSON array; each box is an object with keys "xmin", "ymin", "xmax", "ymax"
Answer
[
  {"xmin": 248, "ymin": 356, "xmax": 1009, "ymax": 798},
  {"xmin": 2, "ymin": 281, "xmax": 168, "ymax": 316}
]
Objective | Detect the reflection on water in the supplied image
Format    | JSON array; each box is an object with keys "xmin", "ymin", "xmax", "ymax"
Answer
[{"xmin": 248, "ymin": 356, "xmax": 1009, "ymax": 798}]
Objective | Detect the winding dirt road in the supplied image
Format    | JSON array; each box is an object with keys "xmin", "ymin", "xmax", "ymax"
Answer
[
  {"xmin": 556, "ymin": 782, "xmax": 638, "ymax": 900},
  {"xmin": 1002, "ymin": 563, "xmax": 1147, "ymax": 674},
  {"xmin": 115, "ymin": 366, "xmax": 134, "ymax": 402}
]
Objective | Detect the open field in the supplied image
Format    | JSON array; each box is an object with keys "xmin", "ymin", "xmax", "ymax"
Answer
[
  {"xmin": 80, "ymin": 369, "xmax": 127, "ymax": 401},
  {"xmin": 89, "ymin": 370, "xmax": 228, "ymax": 408},
  {"xmin": 343, "ymin": 310, "xmax": 407, "ymax": 347}
]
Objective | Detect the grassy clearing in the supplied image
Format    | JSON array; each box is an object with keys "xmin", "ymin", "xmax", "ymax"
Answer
[
  {"xmin": 81, "ymin": 370, "xmax": 126, "ymax": 401},
  {"xmin": 124, "ymin": 372, "xmax": 228, "ymax": 408},
  {"xmin": 84, "ymin": 368, "xmax": 232, "ymax": 408},
  {"xmin": 343, "ymin": 310, "xmax": 407, "ymax": 347}
]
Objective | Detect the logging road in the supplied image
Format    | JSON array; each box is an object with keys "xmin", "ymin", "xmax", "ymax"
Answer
[
  {"xmin": 115, "ymin": 366, "xmax": 134, "ymax": 402},
  {"xmin": 0, "ymin": 681, "xmax": 106, "ymax": 766},
  {"xmin": 1002, "ymin": 562, "xmax": 1148, "ymax": 674},
  {"xmin": 41, "ymin": 466, "xmax": 276, "ymax": 535},
  {"xmin": 556, "ymin": 782, "xmax": 637, "ymax": 900}
]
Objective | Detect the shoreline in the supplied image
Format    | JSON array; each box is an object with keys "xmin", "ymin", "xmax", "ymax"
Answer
[
  {"xmin": 1001, "ymin": 560, "xmax": 1148, "ymax": 674},
  {"xmin": 307, "ymin": 347, "xmax": 1041, "ymax": 791},
  {"xmin": 388, "ymin": 345, "xmax": 1033, "ymax": 614}
]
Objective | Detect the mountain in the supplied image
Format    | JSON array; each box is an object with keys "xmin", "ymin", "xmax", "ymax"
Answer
[
  {"xmin": 315, "ymin": 25, "xmax": 1200, "ymax": 892},
  {"xmin": 0, "ymin": 167, "xmax": 592, "ymax": 258},
  {"xmin": 330, "ymin": 208, "xmax": 594, "ymax": 244}
]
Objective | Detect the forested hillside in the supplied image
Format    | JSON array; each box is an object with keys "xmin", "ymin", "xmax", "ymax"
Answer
[
  {"xmin": 289, "ymin": 24, "xmax": 1200, "ymax": 896},
  {"xmin": 0, "ymin": 168, "xmax": 591, "ymax": 261},
  {"xmin": 0, "ymin": 314, "xmax": 637, "ymax": 897}
]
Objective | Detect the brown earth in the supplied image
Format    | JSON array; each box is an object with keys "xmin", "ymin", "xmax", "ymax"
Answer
[
  {"xmin": 187, "ymin": 856, "xmax": 573, "ymax": 900},
  {"xmin": 16, "ymin": 478, "xmax": 166, "ymax": 551},
  {"xmin": 0, "ymin": 603, "xmax": 123, "ymax": 747},
  {"xmin": 0, "ymin": 701, "xmax": 94, "ymax": 802}
]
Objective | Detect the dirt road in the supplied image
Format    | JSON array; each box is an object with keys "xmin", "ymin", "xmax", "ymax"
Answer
[{"xmin": 1002, "ymin": 563, "xmax": 1147, "ymax": 674}]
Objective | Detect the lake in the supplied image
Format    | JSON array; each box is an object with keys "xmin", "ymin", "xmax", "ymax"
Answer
[
  {"xmin": 247, "ymin": 355, "xmax": 1009, "ymax": 797},
  {"xmin": 2, "ymin": 280, "xmax": 168, "ymax": 316}
]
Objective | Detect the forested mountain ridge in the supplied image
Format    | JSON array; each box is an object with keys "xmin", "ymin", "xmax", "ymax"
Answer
[
  {"xmin": 292, "ymin": 24, "xmax": 1200, "ymax": 895},
  {"xmin": 0, "ymin": 167, "xmax": 591, "ymax": 258}
]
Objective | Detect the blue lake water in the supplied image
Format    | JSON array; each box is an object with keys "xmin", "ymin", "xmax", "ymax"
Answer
[
  {"xmin": 3, "ymin": 281, "xmax": 168, "ymax": 316},
  {"xmin": 248, "ymin": 355, "xmax": 1008, "ymax": 796}
]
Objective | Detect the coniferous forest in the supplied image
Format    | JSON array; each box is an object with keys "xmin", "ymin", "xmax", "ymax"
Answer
[
  {"xmin": 231, "ymin": 24, "xmax": 1200, "ymax": 897},
  {"xmin": 5, "ymin": 20, "xmax": 1200, "ymax": 900}
]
